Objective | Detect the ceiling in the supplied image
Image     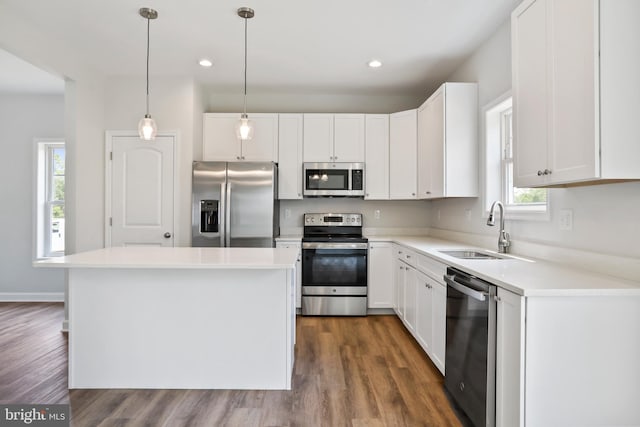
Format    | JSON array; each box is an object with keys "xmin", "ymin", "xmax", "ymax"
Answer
[{"xmin": 0, "ymin": 0, "xmax": 520, "ymax": 96}]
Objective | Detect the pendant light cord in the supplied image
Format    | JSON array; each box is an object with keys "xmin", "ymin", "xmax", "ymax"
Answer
[
  {"xmin": 145, "ymin": 16, "xmax": 150, "ymax": 116},
  {"xmin": 243, "ymin": 16, "xmax": 248, "ymax": 115}
]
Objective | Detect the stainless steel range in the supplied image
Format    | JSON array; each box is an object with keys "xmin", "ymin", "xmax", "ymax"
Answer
[{"xmin": 301, "ymin": 213, "xmax": 368, "ymax": 316}]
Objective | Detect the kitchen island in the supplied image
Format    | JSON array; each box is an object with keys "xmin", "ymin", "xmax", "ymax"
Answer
[{"xmin": 36, "ymin": 246, "xmax": 298, "ymax": 390}]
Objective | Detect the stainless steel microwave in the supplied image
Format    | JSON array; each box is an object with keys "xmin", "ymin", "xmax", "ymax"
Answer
[{"xmin": 303, "ymin": 162, "xmax": 365, "ymax": 197}]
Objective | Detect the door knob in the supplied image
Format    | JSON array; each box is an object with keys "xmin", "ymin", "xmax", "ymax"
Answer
[{"xmin": 164, "ymin": 232, "xmax": 172, "ymax": 238}]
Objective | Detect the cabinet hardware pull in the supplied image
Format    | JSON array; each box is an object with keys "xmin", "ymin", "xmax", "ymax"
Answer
[{"xmin": 537, "ymin": 170, "xmax": 543, "ymax": 176}]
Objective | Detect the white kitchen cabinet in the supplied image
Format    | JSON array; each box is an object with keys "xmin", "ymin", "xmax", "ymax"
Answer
[
  {"xmin": 415, "ymin": 271, "xmax": 434, "ymax": 355},
  {"xmin": 203, "ymin": 113, "xmax": 278, "ymax": 162},
  {"xmin": 334, "ymin": 114, "xmax": 365, "ymax": 162},
  {"xmin": 495, "ymin": 288, "xmax": 640, "ymax": 426},
  {"xmin": 512, "ymin": 0, "xmax": 640, "ymax": 187},
  {"xmin": 277, "ymin": 114, "xmax": 303, "ymax": 199},
  {"xmin": 276, "ymin": 240, "xmax": 302, "ymax": 309},
  {"xmin": 403, "ymin": 264, "xmax": 417, "ymax": 334},
  {"xmin": 302, "ymin": 114, "xmax": 333, "ymax": 162},
  {"xmin": 389, "ymin": 109, "xmax": 418, "ymax": 199},
  {"xmin": 364, "ymin": 114, "xmax": 390, "ymax": 200},
  {"xmin": 417, "ymin": 82, "xmax": 478, "ymax": 199},
  {"xmin": 368, "ymin": 242, "xmax": 394, "ymax": 308},
  {"xmin": 496, "ymin": 287, "xmax": 525, "ymax": 427},
  {"xmin": 393, "ymin": 246, "xmax": 418, "ymax": 333},
  {"xmin": 302, "ymin": 114, "xmax": 365, "ymax": 163},
  {"xmin": 415, "ymin": 255, "xmax": 447, "ymax": 375}
]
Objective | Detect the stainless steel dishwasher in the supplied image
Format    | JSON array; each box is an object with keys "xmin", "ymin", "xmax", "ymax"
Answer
[{"xmin": 443, "ymin": 267, "xmax": 497, "ymax": 427}]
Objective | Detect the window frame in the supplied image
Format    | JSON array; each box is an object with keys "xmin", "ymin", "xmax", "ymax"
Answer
[
  {"xmin": 483, "ymin": 92, "xmax": 549, "ymax": 221},
  {"xmin": 35, "ymin": 140, "xmax": 65, "ymax": 259}
]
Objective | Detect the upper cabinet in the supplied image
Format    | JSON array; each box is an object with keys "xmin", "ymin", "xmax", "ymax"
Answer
[
  {"xmin": 203, "ymin": 113, "xmax": 278, "ymax": 162},
  {"xmin": 278, "ymin": 114, "xmax": 303, "ymax": 199},
  {"xmin": 389, "ymin": 109, "xmax": 418, "ymax": 199},
  {"xmin": 512, "ymin": 0, "xmax": 640, "ymax": 187},
  {"xmin": 417, "ymin": 82, "xmax": 478, "ymax": 199},
  {"xmin": 303, "ymin": 114, "xmax": 365, "ymax": 163},
  {"xmin": 364, "ymin": 114, "xmax": 390, "ymax": 200}
]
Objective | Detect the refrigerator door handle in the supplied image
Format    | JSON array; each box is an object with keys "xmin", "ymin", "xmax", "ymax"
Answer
[{"xmin": 225, "ymin": 181, "xmax": 231, "ymax": 247}]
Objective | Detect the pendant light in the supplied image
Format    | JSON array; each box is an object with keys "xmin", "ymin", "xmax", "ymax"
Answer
[
  {"xmin": 138, "ymin": 7, "xmax": 158, "ymax": 141},
  {"xmin": 236, "ymin": 7, "xmax": 255, "ymax": 141}
]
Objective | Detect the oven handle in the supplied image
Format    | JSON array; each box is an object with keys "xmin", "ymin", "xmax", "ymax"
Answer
[
  {"xmin": 444, "ymin": 274, "xmax": 487, "ymax": 301},
  {"xmin": 302, "ymin": 242, "xmax": 368, "ymax": 250}
]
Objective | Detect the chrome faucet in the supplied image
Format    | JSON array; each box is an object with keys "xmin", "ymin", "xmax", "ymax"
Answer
[{"xmin": 487, "ymin": 201, "xmax": 510, "ymax": 253}]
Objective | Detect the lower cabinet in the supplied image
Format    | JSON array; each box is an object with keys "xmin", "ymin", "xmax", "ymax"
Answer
[
  {"xmin": 392, "ymin": 244, "xmax": 447, "ymax": 375},
  {"xmin": 496, "ymin": 287, "xmax": 525, "ymax": 427},
  {"xmin": 415, "ymin": 269, "xmax": 446, "ymax": 375},
  {"xmin": 275, "ymin": 241, "xmax": 302, "ymax": 309},
  {"xmin": 368, "ymin": 242, "xmax": 394, "ymax": 308}
]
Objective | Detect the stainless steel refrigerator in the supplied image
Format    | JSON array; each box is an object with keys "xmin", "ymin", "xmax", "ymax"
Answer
[{"xmin": 192, "ymin": 161, "xmax": 279, "ymax": 247}]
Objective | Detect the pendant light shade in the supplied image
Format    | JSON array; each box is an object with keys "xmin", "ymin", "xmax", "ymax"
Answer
[
  {"xmin": 236, "ymin": 7, "xmax": 255, "ymax": 142},
  {"xmin": 138, "ymin": 7, "xmax": 158, "ymax": 141}
]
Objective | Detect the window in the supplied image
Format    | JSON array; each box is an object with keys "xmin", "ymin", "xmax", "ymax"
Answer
[
  {"xmin": 485, "ymin": 95, "xmax": 547, "ymax": 219},
  {"xmin": 36, "ymin": 141, "xmax": 65, "ymax": 257}
]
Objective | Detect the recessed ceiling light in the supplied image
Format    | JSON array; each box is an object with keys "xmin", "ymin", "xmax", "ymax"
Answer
[
  {"xmin": 199, "ymin": 59, "xmax": 213, "ymax": 67},
  {"xmin": 368, "ymin": 59, "xmax": 382, "ymax": 68}
]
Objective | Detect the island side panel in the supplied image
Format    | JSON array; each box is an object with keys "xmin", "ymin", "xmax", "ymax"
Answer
[
  {"xmin": 524, "ymin": 295, "xmax": 640, "ymax": 426},
  {"xmin": 68, "ymin": 267, "xmax": 294, "ymax": 390}
]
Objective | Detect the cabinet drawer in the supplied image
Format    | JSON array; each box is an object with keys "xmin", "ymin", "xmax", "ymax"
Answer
[
  {"xmin": 395, "ymin": 246, "xmax": 417, "ymax": 268},
  {"xmin": 416, "ymin": 253, "xmax": 446, "ymax": 283}
]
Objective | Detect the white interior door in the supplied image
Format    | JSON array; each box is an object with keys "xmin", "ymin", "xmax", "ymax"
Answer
[{"xmin": 108, "ymin": 134, "xmax": 175, "ymax": 247}]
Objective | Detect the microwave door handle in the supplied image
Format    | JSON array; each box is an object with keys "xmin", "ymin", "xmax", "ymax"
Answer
[{"xmin": 444, "ymin": 274, "xmax": 487, "ymax": 301}]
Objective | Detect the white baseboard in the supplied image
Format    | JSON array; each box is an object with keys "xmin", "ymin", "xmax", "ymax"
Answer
[{"xmin": 0, "ymin": 292, "xmax": 64, "ymax": 302}]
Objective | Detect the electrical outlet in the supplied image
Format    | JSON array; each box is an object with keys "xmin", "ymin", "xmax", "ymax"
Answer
[
  {"xmin": 437, "ymin": 209, "xmax": 441, "ymax": 222},
  {"xmin": 559, "ymin": 209, "xmax": 573, "ymax": 231},
  {"xmin": 285, "ymin": 208, "xmax": 291, "ymax": 219},
  {"xmin": 374, "ymin": 209, "xmax": 381, "ymax": 220},
  {"xmin": 465, "ymin": 209, "xmax": 472, "ymax": 221}
]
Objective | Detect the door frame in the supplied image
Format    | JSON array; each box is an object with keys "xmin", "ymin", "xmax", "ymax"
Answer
[{"xmin": 104, "ymin": 130, "xmax": 180, "ymax": 247}]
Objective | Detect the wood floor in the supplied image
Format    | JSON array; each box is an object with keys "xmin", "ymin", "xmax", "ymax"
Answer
[{"xmin": 0, "ymin": 303, "xmax": 462, "ymax": 427}]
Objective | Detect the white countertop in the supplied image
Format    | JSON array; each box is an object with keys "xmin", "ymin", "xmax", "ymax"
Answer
[
  {"xmin": 34, "ymin": 247, "xmax": 299, "ymax": 270},
  {"xmin": 369, "ymin": 235, "xmax": 640, "ymax": 297}
]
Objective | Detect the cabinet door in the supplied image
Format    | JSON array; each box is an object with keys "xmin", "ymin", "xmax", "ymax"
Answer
[
  {"xmin": 333, "ymin": 114, "xmax": 365, "ymax": 162},
  {"xmin": 241, "ymin": 114, "xmax": 279, "ymax": 161},
  {"xmin": 547, "ymin": 0, "xmax": 598, "ymax": 183},
  {"xmin": 415, "ymin": 271, "xmax": 433, "ymax": 354},
  {"xmin": 365, "ymin": 115, "xmax": 390, "ymax": 199},
  {"xmin": 403, "ymin": 265, "xmax": 417, "ymax": 333},
  {"xmin": 389, "ymin": 109, "xmax": 418, "ymax": 199},
  {"xmin": 303, "ymin": 114, "xmax": 333, "ymax": 162},
  {"xmin": 393, "ymin": 255, "xmax": 405, "ymax": 317},
  {"xmin": 278, "ymin": 114, "xmax": 303, "ymax": 199},
  {"xmin": 418, "ymin": 89, "xmax": 444, "ymax": 199},
  {"xmin": 368, "ymin": 242, "xmax": 393, "ymax": 308},
  {"xmin": 512, "ymin": 0, "xmax": 549, "ymax": 187},
  {"xmin": 431, "ymin": 280, "xmax": 446, "ymax": 375},
  {"xmin": 496, "ymin": 288, "xmax": 525, "ymax": 427},
  {"xmin": 203, "ymin": 113, "xmax": 242, "ymax": 161}
]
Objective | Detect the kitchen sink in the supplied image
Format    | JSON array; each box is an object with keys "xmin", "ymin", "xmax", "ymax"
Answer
[{"xmin": 438, "ymin": 249, "xmax": 507, "ymax": 260}]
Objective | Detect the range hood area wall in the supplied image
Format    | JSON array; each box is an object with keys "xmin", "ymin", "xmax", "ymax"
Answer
[{"xmin": 279, "ymin": 199, "xmax": 430, "ymax": 235}]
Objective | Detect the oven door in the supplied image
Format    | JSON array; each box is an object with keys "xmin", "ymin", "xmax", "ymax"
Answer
[{"xmin": 302, "ymin": 242, "xmax": 368, "ymax": 289}]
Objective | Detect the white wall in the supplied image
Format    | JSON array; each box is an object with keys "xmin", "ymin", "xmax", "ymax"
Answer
[
  {"xmin": 104, "ymin": 76, "xmax": 198, "ymax": 247},
  {"xmin": 431, "ymin": 20, "xmax": 640, "ymax": 270},
  {"xmin": 0, "ymin": 94, "xmax": 65, "ymax": 297},
  {"xmin": 205, "ymin": 90, "xmax": 423, "ymax": 114}
]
